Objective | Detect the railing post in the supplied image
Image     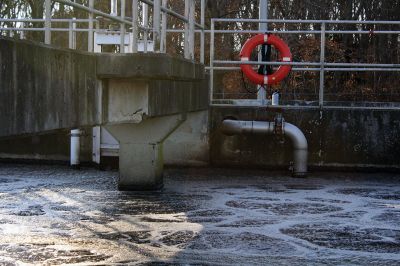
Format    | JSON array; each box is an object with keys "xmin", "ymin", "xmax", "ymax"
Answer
[
  {"xmin": 88, "ymin": 0, "xmax": 94, "ymax": 52},
  {"xmin": 45, "ymin": 0, "xmax": 51, "ymax": 44},
  {"xmin": 258, "ymin": 0, "xmax": 268, "ymax": 104},
  {"xmin": 153, "ymin": 0, "xmax": 161, "ymax": 52},
  {"xmin": 70, "ymin": 17, "xmax": 77, "ymax": 49},
  {"xmin": 142, "ymin": 2, "xmax": 148, "ymax": 53},
  {"xmin": 184, "ymin": 0, "xmax": 189, "ymax": 59},
  {"xmin": 68, "ymin": 20, "xmax": 73, "ymax": 49},
  {"xmin": 160, "ymin": 0, "xmax": 168, "ymax": 53},
  {"xmin": 20, "ymin": 22, "xmax": 25, "ymax": 40},
  {"xmin": 111, "ymin": 0, "xmax": 118, "ymax": 16},
  {"xmin": 188, "ymin": 0, "xmax": 195, "ymax": 60},
  {"xmin": 319, "ymin": 22, "xmax": 326, "ymax": 107},
  {"xmin": 183, "ymin": 0, "xmax": 196, "ymax": 60},
  {"xmin": 200, "ymin": 0, "xmax": 205, "ymax": 63},
  {"xmin": 210, "ymin": 20, "xmax": 215, "ymax": 103},
  {"xmin": 131, "ymin": 0, "xmax": 139, "ymax": 53},
  {"xmin": 120, "ymin": 0, "xmax": 126, "ymax": 53}
]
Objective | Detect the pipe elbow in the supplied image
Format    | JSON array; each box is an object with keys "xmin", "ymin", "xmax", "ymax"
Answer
[{"xmin": 284, "ymin": 122, "xmax": 308, "ymax": 150}]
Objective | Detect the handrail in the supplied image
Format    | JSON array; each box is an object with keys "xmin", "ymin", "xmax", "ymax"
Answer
[
  {"xmin": 208, "ymin": 18, "xmax": 400, "ymax": 108},
  {"xmin": 141, "ymin": 0, "xmax": 204, "ymax": 29},
  {"xmin": 54, "ymin": 0, "xmax": 133, "ymax": 26},
  {"xmin": 0, "ymin": 0, "xmax": 204, "ymax": 61},
  {"xmin": 0, "ymin": 18, "xmax": 93, "ymax": 23},
  {"xmin": 212, "ymin": 18, "xmax": 400, "ymax": 25}
]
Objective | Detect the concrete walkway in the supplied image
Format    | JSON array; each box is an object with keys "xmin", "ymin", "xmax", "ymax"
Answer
[{"xmin": 0, "ymin": 164, "xmax": 399, "ymax": 265}]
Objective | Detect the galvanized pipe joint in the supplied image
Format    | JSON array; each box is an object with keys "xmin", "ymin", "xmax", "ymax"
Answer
[{"xmin": 221, "ymin": 119, "xmax": 308, "ymax": 177}]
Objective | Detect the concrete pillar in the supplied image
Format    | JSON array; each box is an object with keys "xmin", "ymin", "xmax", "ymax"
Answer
[{"xmin": 105, "ymin": 114, "xmax": 185, "ymax": 190}]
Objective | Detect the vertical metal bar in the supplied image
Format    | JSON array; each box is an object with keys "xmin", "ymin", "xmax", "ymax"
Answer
[
  {"xmin": 45, "ymin": 0, "xmax": 51, "ymax": 44},
  {"xmin": 120, "ymin": 0, "xmax": 126, "ymax": 53},
  {"xmin": 111, "ymin": 0, "xmax": 118, "ymax": 16},
  {"xmin": 143, "ymin": 2, "xmax": 148, "ymax": 53},
  {"xmin": 319, "ymin": 22, "xmax": 326, "ymax": 107},
  {"xmin": 153, "ymin": 0, "xmax": 161, "ymax": 52},
  {"xmin": 132, "ymin": 0, "xmax": 139, "ymax": 53},
  {"xmin": 188, "ymin": 0, "xmax": 195, "ymax": 60},
  {"xmin": 259, "ymin": 0, "xmax": 268, "ymax": 31},
  {"xmin": 68, "ymin": 20, "xmax": 73, "ymax": 49},
  {"xmin": 184, "ymin": 0, "xmax": 189, "ymax": 59},
  {"xmin": 160, "ymin": 0, "xmax": 168, "ymax": 53},
  {"xmin": 72, "ymin": 17, "xmax": 77, "ymax": 49},
  {"xmin": 210, "ymin": 20, "xmax": 215, "ymax": 103},
  {"xmin": 88, "ymin": 0, "xmax": 94, "ymax": 52},
  {"xmin": 20, "ymin": 22, "xmax": 25, "ymax": 40},
  {"xmin": 257, "ymin": 0, "xmax": 268, "ymax": 104},
  {"xmin": 200, "ymin": 0, "xmax": 205, "ymax": 63}
]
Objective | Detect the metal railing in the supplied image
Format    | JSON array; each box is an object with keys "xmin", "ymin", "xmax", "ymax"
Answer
[
  {"xmin": 0, "ymin": 0, "xmax": 205, "ymax": 61},
  {"xmin": 209, "ymin": 18, "xmax": 400, "ymax": 109},
  {"xmin": 2, "ymin": 3, "xmax": 400, "ymax": 109}
]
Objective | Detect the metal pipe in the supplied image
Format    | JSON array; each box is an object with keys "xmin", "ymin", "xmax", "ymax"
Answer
[
  {"xmin": 188, "ymin": 0, "xmax": 195, "ymax": 60},
  {"xmin": 70, "ymin": 17, "xmax": 77, "ymax": 49},
  {"xmin": 213, "ymin": 60, "xmax": 400, "ymax": 68},
  {"xmin": 212, "ymin": 18, "xmax": 400, "ymax": 25},
  {"xmin": 142, "ymin": 2, "xmax": 148, "ymax": 53},
  {"xmin": 212, "ymin": 103, "xmax": 400, "ymax": 111},
  {"xmin": 166, "ymin": 29, "xmax": 400, "ymax": 34},
  {"xmin": 0, "ymin": 27, "xmax": 92, "ymax": 32},
  {"xmin": 20, "ymin": 23, "xmax": 25, "ymax": 39},
  {"xmin": 206, "ymin": 66, "xmax": 400, "ymax": 72},
  {"xmin": 258, "ymin": 0, "xmax": 268, "ymax": 104},
  {"xmin": 120, "ymin": 0, "xmax": 126, "ymax": 53},
  {"xmin": 45, "ymin": 0, "xmax": 51, "ymax": 44},
  {"xmin": 221, "ymin": 119, "xmax": 308, "ymax": 177},
  {"xmin": 184, "ymin": 0, "xmax": 189, "ymax": 59},
  {"xmin": 153, "ymin": 0, "xmax": 161, "ymax": 52},
  {"xmin": 160, "ymin": 0, "xmax": 167, "ymax": 53},
  {"xmin": 88, "ymin": 0, "xmax": 94, "ymax": 52},
  {"xmin": 140, "ymin": 0, "xmax": 203, "ymax": 29},
  {"xmin": 210, "ymin": 20, "xmax": 215, "ymax": 103},
  {"xmin": 111, "ymin": 0, "xmax": 118, "ymax": 16},
  {"xmin": 319, "ymin": 22, "xmax": 326, "ymax": 107},
  {"xmin": 132, "ymin": 0, "xmax": 139, "ymax": 52},
  {"xmin": 0, "ymin": 18, "xmax": 94, "ymax": 22},
  {"xmin": 284, "ymin": 122, "xmax": 308, "ymax": 176},
  {"xmin": 200, "ymin": 0, "xmax": 205, "ymax": 63},
  {"xmin": 68, "ymin": 21, "xmax": 73, "ymax": 48},
  {"xmin": 54, "ymin": 0, "xmax": 132, "ymax": 26}
]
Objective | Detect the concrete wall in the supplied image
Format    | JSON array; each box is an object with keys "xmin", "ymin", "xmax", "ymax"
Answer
[
  {"xmin": 210, "ymin": 106, "xmax": 400, "ymax": 169},
  {"xmin": 0, "ymin": 37, "xmax": 99, "ymax": 138},
  {"xmin": 164, "ymin": 110, "xmax": 209, "ymax": 166},
  {"xmin": 0, "ymin": 37, "xmax": 209, "ymax": 165}
]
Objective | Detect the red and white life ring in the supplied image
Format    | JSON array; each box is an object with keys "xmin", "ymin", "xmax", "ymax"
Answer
[{"xmin": 240, "ymin": 34, "xmax": 292, "ymax": 85}]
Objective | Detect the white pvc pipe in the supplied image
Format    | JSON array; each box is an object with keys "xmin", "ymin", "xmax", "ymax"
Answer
[
  {"xmin": 70, "ymin": 129, "xmax": 81, "ymax": 168},
  {"xmin": 272, "ymin": 92, "xmax": 279, "ymax": 105}
]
